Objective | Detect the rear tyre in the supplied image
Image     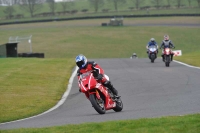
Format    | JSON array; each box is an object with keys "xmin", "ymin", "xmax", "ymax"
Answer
[
  {"xmin": 89, "ymin": 94, "xmax": 106, "ymax": 114},
  {"xmin": 113, "ymin": 98, "xmax": 123, "ymax": 112}
]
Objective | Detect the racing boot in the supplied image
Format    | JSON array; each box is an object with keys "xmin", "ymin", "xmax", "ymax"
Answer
[
  {"xmin": 103, "ymin": 81, "xmax": 120, "ymax": 98},
  {"xmin": 161, "ymin": 55, "xmax": 165, "ymax": 62},
  {"xmin": 171, "ymin": 54, "xmax": 174, "ymax": 61}
]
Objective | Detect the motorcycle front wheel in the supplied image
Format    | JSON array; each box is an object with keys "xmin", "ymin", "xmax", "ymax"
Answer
[
  {"xmin": 150, "ymin": 54, "xmax": 155, "ymax": 63},
  {"xmin": 89, "ymin": 94, "xmax": 106, "ymax": 114},
  {"xmin": 113, "ymin": 98, "xmax": 123, "ymax": 112},
  {"xmin": 165, "ymin": 56, "xmax": 170, "ymax": 67}
]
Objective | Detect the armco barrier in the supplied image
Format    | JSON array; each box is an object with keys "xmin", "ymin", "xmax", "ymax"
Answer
[{"xmin": 0, "ymin": 14, "xmax": 200, "ymax": 26}]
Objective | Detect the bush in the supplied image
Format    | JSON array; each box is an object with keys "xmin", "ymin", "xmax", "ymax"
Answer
[
  {"xmin": 102, "ymin": 9, "xmax": 110, "ymax": 12},
  {"xmin": 81, "ymin": 9, "xmax": 88, "ymax": 13},
  {"xmin": 71, "ymin": 10, "xmax": 78, "ymax": 14},
  {"xmin": 129, "ymin": 7, "xmax": 134, "ymax": 11}
]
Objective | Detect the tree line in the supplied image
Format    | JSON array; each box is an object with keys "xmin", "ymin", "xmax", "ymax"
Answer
[{"xmin": 3, "ymin": 0, "xmax": 200, "ymax": 19}]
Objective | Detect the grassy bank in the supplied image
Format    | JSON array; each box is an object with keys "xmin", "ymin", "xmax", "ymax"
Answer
[
  {"xmin": 174, "ymin": 52, "xmax": 200, "ymax": 67},
  {"xmin": 0, "ymin": 8, "xmax": 199, "ymax": 24},
  {"xmin": 1, "ymin": 114, "xmax": 200, "ymax": 133},
  {"xmin": 0, "ymin": 0, "xmax": 199, "ymax": 20},
  {"xmin": 0, "ymin": 58, "xmax": 74, "ymax": 122},
  {"xmin": 1, "ymin": 17, "xmax": 200, "ymax": 66}
]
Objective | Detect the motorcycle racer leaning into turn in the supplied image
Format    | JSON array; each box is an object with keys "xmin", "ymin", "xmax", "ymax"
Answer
[
  {"xmin": 160, "ymin": 35, "xmax": 175, "ymax": 62},
  {"xmin": 75, "ymin": 54, "xmax": 119, "ymax": 98}
]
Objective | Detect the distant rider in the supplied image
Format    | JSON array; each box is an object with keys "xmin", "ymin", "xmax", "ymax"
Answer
[
  {"xmin": 131, "ymin": 53, "xmax": 138, "ymax": 59},
  {"xmin": 146, "ymin": 38, "xmax": 158, "ymax": 54},
  {"xmin": 75, "ymin": 54, "xmax": 119, "ymax": 98},
  {"xmin": 160, "ymin": 35, "xmax": 175, "ymax": 62}
]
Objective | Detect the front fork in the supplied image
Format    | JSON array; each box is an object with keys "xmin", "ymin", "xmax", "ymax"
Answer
[
  {"xmin": 149, "ymin": 53, "xmax": 157, "ymax": 59},
  {"xmin": 162, "ymin": 54, "xmax": 173, "ymax": 61},
  {"xmin": 88, "ymin": 89, "xmax": 101, "ymax": 100}
]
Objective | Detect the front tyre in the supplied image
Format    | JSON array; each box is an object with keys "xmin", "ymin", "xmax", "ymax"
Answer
[
  {"xmin": 89, "ymin": 94, "xmax": 106, "ymax": 114},
  {"xmin": 165, "ymin": 56, "xmax": 170, "ymax": 67},
  {"xmin": 150, "ymin": 54, "xmax": 155, "ymax": 63},
  {"xmin": 113, "ymin": 98, "xmax": 123, "ymax": 112}
]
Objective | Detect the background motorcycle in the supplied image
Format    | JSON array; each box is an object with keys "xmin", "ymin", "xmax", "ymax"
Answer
[
  {"xmin": 148, "ymin": 45, "xmax": 158, "ymax": 63},
  {"xmin": 78, "ymin": 71, "xmax": 123, "ymax": 114}
]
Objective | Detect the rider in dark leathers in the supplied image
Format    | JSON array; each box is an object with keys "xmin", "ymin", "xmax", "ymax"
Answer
[{"xmin": 160, "ymin": 35, "xmax": 175, "ymax": 62}]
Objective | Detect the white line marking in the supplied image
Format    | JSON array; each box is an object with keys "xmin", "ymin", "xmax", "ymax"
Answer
[
  {"xmin": 174, "ymin": 60, "xmax": 200, "ymax": 69},
  {"xmin": 0, "ymin": 66, "xmax": 78, "ymax": 125}
]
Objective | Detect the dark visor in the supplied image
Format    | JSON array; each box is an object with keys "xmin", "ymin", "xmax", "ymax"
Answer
[{"xmin": 76, "ymin": 61, "xmax": 84, "ymax": 67}]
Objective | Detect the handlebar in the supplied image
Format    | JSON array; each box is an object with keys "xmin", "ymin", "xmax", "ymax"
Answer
[{"xmin": 160, "ymin": 46, "xmax": 175, "ymax": 49}]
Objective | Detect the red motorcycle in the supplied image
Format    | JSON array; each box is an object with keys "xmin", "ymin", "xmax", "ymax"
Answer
[
  {"xmin": 78, "ymin": 71, "xmax": 123, "ymax": 114},
  {"xmin": 163, "ymin": 47, "xmax": 174, "ymax": 67}
]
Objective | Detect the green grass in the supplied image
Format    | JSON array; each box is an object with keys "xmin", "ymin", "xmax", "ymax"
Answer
[
  {"xmin": 0, "ymin": 0, "xmax": 199, "ymax": 23},
  {"xmin": 0, "ymin": 58, "xmax": 74, "ymax": 122},
  {"xmin": 0, "ymin": 17, "xmax": 200, "ymax": 132},
  {"xmin": 1, "ymin": 114, "xmax": 200, "ymax": 133},
  {"xmin": 1, "ymin": 17, "xmax": 200, "ymax": 65},
  {"xmin": 174, "ymin": 51, "xmax": 200, "ymax": 67},
  {"xmin": 0, "ymin": 8, "xmax": 199, "ymax": 24}
]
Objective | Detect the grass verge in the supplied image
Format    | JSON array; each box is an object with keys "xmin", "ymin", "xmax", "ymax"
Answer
[
  {"xmin": 0, "ymin": 0, "xmax": 199, "ymax": 20},
  {"xmin": 174, "ymin": 52, "xmax": 200, "ymax": 67},
  {"xmin": 0, "ymin": 17, "xmax": 200, "ymax": 60},
  {"xmin": 1, "ymin": 114, "xmax": 200, "ymax": 133},
  {"xmin": 0, "ymin": 58, "xmax": 74, "ymax": 123}
]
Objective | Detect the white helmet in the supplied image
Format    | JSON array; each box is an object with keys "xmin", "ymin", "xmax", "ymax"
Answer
[
  {"xmin": 150, "ymin": 38, "xmax": 155, "ymax": 42},
  {"xmin": 164, "ymin": 35, "xmax": 169, "ymax": 41}
]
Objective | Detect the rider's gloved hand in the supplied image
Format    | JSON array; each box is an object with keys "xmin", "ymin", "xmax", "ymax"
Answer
[{"xmin": 96, "ymin": 74, "xmax": 103, "ymax": 80}]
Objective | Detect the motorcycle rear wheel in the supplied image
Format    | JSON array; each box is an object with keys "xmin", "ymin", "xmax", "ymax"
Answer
[
  {"xmin": 89, "ymin": 94, "xmax": 106, "ymax": 114},
  {"xmin": 113, "ymin": 98, "xmax": 123, "ymax": 112}
]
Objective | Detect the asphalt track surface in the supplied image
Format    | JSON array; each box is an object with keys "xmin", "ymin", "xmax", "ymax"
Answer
[{"xmin": 1, "ymin": 58, "xmax": 200, "ymax": 130}]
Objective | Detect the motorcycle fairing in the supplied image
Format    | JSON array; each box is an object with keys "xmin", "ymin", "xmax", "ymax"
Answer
[
  {"xmin": 79, "ymin": 72, "xmax": 97, "ymax": 93},
  {"xmin": 96, "ymin": 84, "xmax": 116, "ymax": 109},
  {"xmin": 79, "ymin": 71, "xmax": 116, "ymax": 110}
]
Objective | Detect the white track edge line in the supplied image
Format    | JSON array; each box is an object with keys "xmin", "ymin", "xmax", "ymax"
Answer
[
  {"xmin": 174, "ymin": 60, "xmax": 200, "ymax": 69},
  {"xmin": 0, "ymin": 66, "xmax": 78, "ymax": 125}
]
